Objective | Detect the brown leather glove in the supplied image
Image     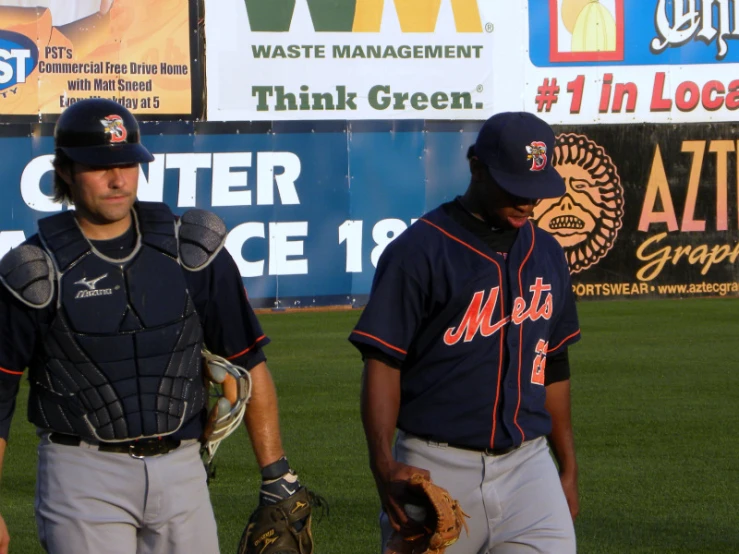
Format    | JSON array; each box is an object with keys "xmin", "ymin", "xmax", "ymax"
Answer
[{"xmin": 384, "ymin": 474, "xmax": 469, "ymax": 554}]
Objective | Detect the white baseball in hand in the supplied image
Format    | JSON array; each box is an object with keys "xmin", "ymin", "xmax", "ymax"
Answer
[{"xmin": 404, "ymin": 503, "xmax": 427, "ymax": 522}]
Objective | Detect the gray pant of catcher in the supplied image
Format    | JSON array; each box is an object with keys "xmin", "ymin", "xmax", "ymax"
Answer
[{"xmin": 35, "ymin": 434, "xmax": 219, "ymax": 554}]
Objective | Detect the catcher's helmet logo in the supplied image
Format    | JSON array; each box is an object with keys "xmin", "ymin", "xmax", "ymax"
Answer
[
  {"xmin": 526, "ymin": 141, "xmax": 547, "ymax": 171},
  {"xmin": 101, "ymin": 114, "xmax": 127, "ymax": 143},
  {"xmin": 532, "ymin": 133, "xmax": 624, "ymax": 274}
]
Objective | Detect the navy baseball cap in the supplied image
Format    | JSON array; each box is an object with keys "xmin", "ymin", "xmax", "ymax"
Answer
[{"xmin": 471, "ymin": 112, "xmax": 565, "ymax": 199}]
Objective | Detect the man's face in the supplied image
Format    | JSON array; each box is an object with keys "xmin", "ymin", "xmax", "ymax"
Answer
[
  {"xmin": 478, "ymin": 169, "xmax": 538, "ymax": 230},
  {"xmin": 64, "ymin": 162, "xmax": 139, "ymax": 225}
]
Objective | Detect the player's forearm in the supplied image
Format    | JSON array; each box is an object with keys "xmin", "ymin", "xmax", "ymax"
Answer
[
  {"xmin": 360, "ymin": 358, "xmax": 401, "ymax": 478},
  {"xmin": 242, "ymin": 362, "xmax": 285, "ymax": 468},
  {"xmin": 544, "ymin": 379, "xmax": 578, "ymax": 474}
]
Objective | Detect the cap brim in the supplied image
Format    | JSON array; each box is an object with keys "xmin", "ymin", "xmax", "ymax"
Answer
[
  {"xmin": 487, "ymin": 163, "xmax": 565, "ymax": 200},
  {"xmin": 60, "ymin": 143, "xmax": 155, "ymax": 167}
]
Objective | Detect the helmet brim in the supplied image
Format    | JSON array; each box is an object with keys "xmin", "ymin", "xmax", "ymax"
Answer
[{"xmin": 60, "ymin": 143, "xmax": 155, "ymax": 167}]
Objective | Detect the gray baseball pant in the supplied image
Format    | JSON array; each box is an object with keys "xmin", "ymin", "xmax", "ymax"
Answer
[
  {"xmin": 380, "ymin": 432, "xmax": 576, "ymax": 553},
  {"xmin": 35, "ymin": 434, "xmax": 219, "ymax": 554}
]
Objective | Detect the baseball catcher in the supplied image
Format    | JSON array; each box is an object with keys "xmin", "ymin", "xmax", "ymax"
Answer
[{"xmin": 384, "ymin": 474, "xmax": 469, "ymax": 554}]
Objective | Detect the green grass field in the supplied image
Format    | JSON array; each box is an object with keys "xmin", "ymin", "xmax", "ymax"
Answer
[{"xmin": 2, "ymin": 298, "xmax": 738, "ymax": 553}]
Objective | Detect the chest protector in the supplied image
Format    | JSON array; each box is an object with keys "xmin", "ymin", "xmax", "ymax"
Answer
[{"xmin": 27, "ymin": 202, "xmax": 207, "ymax": 441}]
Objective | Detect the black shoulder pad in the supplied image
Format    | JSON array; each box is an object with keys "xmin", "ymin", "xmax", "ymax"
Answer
[
  {"xmin": 0, "ymin": 244, "xmax": 55, "ymax": 308},
  {"xmin": 177, "ymin": 209, "xmax": 227, "ymax": 271}
]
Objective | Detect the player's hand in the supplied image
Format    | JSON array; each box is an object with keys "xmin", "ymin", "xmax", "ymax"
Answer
[
  {"xmin": 372, "ymin": 460, "xmax": 431, "ymax": 532},
  {"xmin": 0, "ymin": 513, "xmax": 9, "ymax": 554},
  {"xmin": 559, "ymin": 469, "xmax": 579, "ymax": 520}
]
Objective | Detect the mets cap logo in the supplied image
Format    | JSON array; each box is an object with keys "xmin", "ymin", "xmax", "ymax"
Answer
[
  {"xmin": 101, "ymin": 114, "xmax": 127, "ymax": 143},
  {"xmin": 526, "ymin": 141, "xmax": 547, "ymax": 171}
]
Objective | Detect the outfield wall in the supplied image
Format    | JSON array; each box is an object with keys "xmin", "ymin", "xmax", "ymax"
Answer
[{"xmin": 0, "ymin": 0, "xmax": 738, "ymax": 307}]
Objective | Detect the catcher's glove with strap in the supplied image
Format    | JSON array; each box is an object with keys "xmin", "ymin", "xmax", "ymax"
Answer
[
  {"xmin": 237, "ymin": 486, "xmax": 327, "ymax": 554},
  {"xmin": 385, "ymin": 473, "xmax": 469, "ymax": 554}
]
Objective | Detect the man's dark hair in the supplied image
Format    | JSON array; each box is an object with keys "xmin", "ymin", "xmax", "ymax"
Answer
[{"xmin": 51, "ymin": 149, "xmax": 74, "ymax": 204}]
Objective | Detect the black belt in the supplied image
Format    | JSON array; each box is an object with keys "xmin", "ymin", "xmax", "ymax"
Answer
[
  {"xmin": 449, "ymin": 443, "xmax": 521, "ymax": 457},
  {"xmin": 405, "ymin": 431, "xmax": 526, "ymax": 457},
  {"xmin": 48, "ymin": 433, "xmax": 182, "ymax": 458}
]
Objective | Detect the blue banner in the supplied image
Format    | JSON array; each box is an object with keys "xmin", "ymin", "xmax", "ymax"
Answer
[{"xmin": 0, "ymin": 123, "xmax": 476, "ymax": 308}]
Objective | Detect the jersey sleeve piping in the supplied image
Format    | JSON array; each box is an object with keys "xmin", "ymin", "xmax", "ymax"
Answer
[
  {"xmin": 0, "ymin": 366, "xmax": 23, "ymax": 376},
  {"xmin": 420, "ymin": 218, "xmax": 498, "ymax": 264},
  {"xmin": 547, "ymin": 330, "xmax": 581, "ymax": 353},
  {"xmin": 350, "ymin": 330, "xmax": 407, "ymax": 355},
  {"xmin": 226, "ymin": 335, "xmax": 267, "ymax": 360}
]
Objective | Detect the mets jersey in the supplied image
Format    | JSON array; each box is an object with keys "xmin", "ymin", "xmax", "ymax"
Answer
[{"xmin": 350, "ymin": 204, "xmax": 581, "ymax": 450}]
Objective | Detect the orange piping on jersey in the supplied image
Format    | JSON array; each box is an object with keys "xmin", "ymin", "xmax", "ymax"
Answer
[
  {"xmin": 419, "ymin": 219, "xmax": 498, "ymax": 263},
  {"xmin": 547, "ymin": 330, "xmax": 581, "ymax": 353},
  {"xmin": 351, "ymin": 330, "xmax": 408, "ymax": 355},
  {"xmin": 227, "ymin": 335, "xmax": 267, "ymax": 360},
  {"xmin": 418, "ymin": 218, "xmax": 506, "ymax": 449},
  {"xmin": 0, "ymin": 366, "xmax": 23, "ymax": 376},
  {"xmin": 513, "ymin": 221, "xmax": 536, "ymax": 443}
]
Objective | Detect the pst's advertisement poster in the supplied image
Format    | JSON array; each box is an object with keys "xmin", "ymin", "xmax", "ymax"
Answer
[{"xmin": 0, "ymin": 0, "xmax": 194, "ymax": 117}]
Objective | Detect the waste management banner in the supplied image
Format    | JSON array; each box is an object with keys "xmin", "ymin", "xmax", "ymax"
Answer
[
  {"xmin": 0, "ymin": 121, "xmax": 737, "ymax": 307},
  {"xmin": 0, "ymin": 0, "xmax": 196, "ymax": 117},
  {"xmin": 206, "ymin": 0, "xmax": 739, "ymax": 124}
]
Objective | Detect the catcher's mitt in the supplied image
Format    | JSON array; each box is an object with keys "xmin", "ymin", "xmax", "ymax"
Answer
[
  {"xmin": 237, "ymin": 486, "xmax": 327, "ymax": 554},
  {"xmin": 200, "ymin": 350, "xmax": 252, "ymax": 478},
  {"xmin": 385, "ymin": 474, "xmax": 469, "ymax": 554}
]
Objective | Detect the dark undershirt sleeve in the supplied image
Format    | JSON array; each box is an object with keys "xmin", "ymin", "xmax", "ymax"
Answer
[
  {"xmin": 0, "ymin": 282, "xmax": 38, "ymax": 442},
  {"xmin": 544, "ymin": 347, "xmax": 570, "ymax": 385},
  {"xmin": 0, "ymin": 381, "xmax": 19, "ymax": 441},
  {"xmin": 188, "ymin": 250, "xmax": 270, "ymax": 371}
]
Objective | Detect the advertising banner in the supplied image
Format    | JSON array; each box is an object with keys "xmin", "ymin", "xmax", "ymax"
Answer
[
  {"xmin": 0, "ymin": 0, "xmax": 195, "ymax": 117},
  {"xmin": 538, "ymin": 123, "xmax": 739, "ymax": 299},
  {"xmin": 205, "ymin": 0, "xmax": 739, "ymax": 124},
  {"xmin": 524, "ymin": 0, "xmax": 739, "ymax": 124},
  {"xmin": 205, "ymin": 0, "xmax": 495, "ymax": 121},
  {"xmin": 0, "ymin": 122, "xmax": 737, "ymax": 306}
]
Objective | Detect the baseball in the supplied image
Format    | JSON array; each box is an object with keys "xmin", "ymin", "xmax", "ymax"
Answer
[
  {"xmin": 217, "ymin": 396, "xmax": 232, "ymax": 417},
  {"xmin": 404, "ymin": 503, "xmax": 427, "ymax": 522}
]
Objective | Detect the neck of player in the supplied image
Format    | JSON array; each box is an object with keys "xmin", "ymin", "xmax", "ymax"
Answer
[{"xmin": 76, "ymin": 210, "xmax": 133, "ymax": 241}]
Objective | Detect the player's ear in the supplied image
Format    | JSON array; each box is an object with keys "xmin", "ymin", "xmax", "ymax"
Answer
[{"xmin": 469, "ymin": 156, "xmax": 486, "ymax": 182}]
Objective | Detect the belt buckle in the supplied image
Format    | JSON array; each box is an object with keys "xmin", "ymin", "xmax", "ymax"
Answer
[{"xmin": 129, "ymin": 442, "xmax": 146, "ymax": 459}]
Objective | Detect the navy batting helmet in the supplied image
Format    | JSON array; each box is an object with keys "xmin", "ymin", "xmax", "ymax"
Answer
[{"xmin": 54, "ymin": 98, "xmax": 155, "ymax": 167}]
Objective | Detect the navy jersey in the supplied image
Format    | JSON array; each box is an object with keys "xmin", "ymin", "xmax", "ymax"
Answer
[{"xmin": 350, "ymin": 205, "xmax": 580, "ymax": 450}]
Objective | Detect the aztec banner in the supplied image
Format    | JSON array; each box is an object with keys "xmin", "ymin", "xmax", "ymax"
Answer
[
  {"xmin": 534, "ymin": 123, "xmax": 739, "ymax": 299},
  {"xmin": 0, "ymin": 122, "xmax": 737, "ymax": 307},
  {"xmin": 0, "ymin": 0, "xmax": 194, "ymax": 117},
  {"xmin": 524, "ymin": 0, "xmax": 739, "ymax": 124},
  {"xmin": 204, "ymin": 0, "xmax": 496, "ymax": 121}
]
